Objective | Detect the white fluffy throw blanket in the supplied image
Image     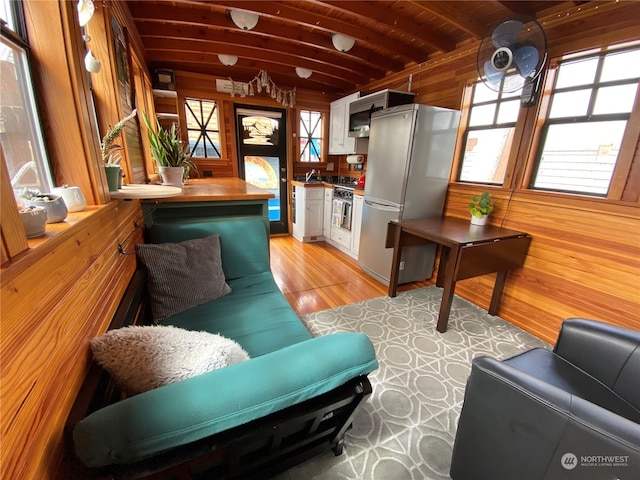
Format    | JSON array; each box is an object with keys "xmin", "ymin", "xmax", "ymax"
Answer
[{"xmin": 90, "ymin": 325, "xmax": 250, "ymax": 395}]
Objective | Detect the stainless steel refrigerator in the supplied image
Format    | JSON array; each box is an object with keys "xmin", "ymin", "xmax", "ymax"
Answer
[{"xmin": 358, "ymin": 103, "xmax": 461, "ymax": 284}]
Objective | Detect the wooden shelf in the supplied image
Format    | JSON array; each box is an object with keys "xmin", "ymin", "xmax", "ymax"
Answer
[
  {"xmin": 156, "ymin": 113, "xmax": 179, "ymax": 120},
  {"xmin": 152, "ymin": 89, "xmax": 178, "ymax": 98}
]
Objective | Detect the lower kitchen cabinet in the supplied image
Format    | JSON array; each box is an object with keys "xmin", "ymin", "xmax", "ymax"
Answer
[
  {"xmin": 323, "ymin": 187, "xmax": 333, "ymax": 238},
  {"xmin": 292, "ymin": 184, "xmax": 324, "ymax": 242}
]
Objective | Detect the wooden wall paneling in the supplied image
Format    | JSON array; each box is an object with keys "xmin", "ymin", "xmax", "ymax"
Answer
[
  {"xmin": 24, "ymin": 0, "xmax": 105, "ymax": 204},
  {"xmin": 0, "ymin": 200, "xmax": 142, "ymax": 480}
]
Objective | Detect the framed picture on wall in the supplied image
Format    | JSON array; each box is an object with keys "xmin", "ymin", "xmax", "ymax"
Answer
[{"xmin": 111, "ymin": 17, "xmax": 132, "ymax": 108}]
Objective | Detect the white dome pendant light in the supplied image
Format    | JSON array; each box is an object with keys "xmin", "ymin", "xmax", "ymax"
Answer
[
  {"xmin": 331, "ymin": 33, "xmax": 355, "ymax": 52},
  {"xmin": 218, "ymin": 54, "xmax": 238, "ymax": 66},
  {"xmin": 230, "ymin": 9, "xmax": 260, "ymax": 30},
  {"xmin": 295, "ymin": 67, "xmax": 313, "ymax": 79}
]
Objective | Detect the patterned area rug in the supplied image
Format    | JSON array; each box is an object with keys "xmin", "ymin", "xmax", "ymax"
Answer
[{"xmin": 273, "ymin": 286, "xmax": 550, "ymax": 480}]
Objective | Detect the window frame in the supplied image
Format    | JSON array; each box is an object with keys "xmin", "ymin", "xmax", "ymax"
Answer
[
  {"xmin": 184, "ymin": 97, "xmax": 222, "ymax": 160},
  {"xmin": 528, "ymin": 44, "xmax": 640, "ymax": 197},
  {"xmin": 455, "ymin": 75, "xmax": 525, "ymax": 186},
  {"xmin": 298, "ymin": 109, "xmax": 324, "ymax": 163}
]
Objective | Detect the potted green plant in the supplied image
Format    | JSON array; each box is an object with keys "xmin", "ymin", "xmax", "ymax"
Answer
[
  {"xmin": 469, "ymin": 191, "xmax": 494, "ymax": 226},
  {"xmin": 101, "ymin": 109, "xmax": 137, "ymax": 192},
  {"xmin": 141, "ymin": 112, "xmax": 195, "ymax": 187}
]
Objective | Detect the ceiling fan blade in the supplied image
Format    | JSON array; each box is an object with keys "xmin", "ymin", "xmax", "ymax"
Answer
[
  {"xmin": 484, "ymin": 60, "xmax": 504, "ymax": 85},
  {"xmin": 513, "ymin": 45, "xmax": 540, "ymax": 77},
  {"xmin": 492, "ymin": 20, "xmax": 523, "ymax": 48}
]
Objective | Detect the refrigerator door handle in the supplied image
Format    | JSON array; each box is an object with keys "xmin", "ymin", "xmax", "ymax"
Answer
[{"xmin": 364, "ymin": 199, "xmax": 400, "ymax": 212}]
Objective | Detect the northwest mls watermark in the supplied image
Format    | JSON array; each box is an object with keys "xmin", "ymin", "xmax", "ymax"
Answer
[{"xmin": 561, "ymin": 453, "xmax": 630, "ymax": 470}]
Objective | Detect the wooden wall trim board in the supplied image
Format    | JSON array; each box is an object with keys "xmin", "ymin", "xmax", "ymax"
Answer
[{"xmin": 0, "ymin": 200, "xmax": 142, "ymax": 480}]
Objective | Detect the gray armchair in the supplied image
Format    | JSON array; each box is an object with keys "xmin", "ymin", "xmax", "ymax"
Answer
[{"xmin": 450, "ymin": 318, "xmax": 640, "ymax": 480}]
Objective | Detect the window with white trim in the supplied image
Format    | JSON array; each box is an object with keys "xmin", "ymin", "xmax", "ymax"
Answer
[
  {"xmin": 299, "ymin": 110, "xmax": 323, "ymax": 162},
  {"xmin": 457, "ymin": 76, "xmax": 523, "ymax": 184},
  {"xmin": 1, "ymin": 0, "xmax": 54, "ymax": 195},
  {"xmin": 530, "ymin": 44, "xmax": 640, "ymax": 196},
  {"xmin": 184, "ymin": 98, "xmax": 221, "ymax": 158}
]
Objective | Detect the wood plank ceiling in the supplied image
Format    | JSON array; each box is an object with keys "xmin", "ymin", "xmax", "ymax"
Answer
[{"xmin": 127, "ymin": 0, "xmax": 581, "ymax": 96}]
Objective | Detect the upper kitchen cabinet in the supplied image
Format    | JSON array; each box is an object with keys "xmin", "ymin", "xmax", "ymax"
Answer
[{"xmin": 329, "ymin": 92, "xmax": 359, "ymax": 155}]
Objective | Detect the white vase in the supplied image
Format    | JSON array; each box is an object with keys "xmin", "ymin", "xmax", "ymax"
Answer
[
  {"xmin": 159, "ymin": 166, "xmax": 185, "ymax": 187},
  {"xmin": 470, "ymin": 214, "xmax": 488, "ymax": 226}
]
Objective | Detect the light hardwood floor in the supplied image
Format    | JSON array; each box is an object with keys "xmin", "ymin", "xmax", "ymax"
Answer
[{"xmin": 270, "ymin": 235, "xmax": 432, "ymax": 316}]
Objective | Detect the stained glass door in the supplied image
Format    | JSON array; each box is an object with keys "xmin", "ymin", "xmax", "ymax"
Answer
[{"xmin": 235, "ymin": 106, "xmax": 287, "ymax": 234}]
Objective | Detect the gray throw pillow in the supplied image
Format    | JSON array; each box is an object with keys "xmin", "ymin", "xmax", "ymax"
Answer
[
  {"xmin": 135, "ymin": 234, "xmax": 231, "ymax": 321},
  {"xmin": 90, "ymin": 325, "xmax": 250, "ymax": 395}
]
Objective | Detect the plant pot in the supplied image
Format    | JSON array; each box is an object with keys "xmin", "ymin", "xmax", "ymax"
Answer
[
  {"xmin": 19, "ymin": 206, "xmax": 47, "ymax": 238},
  {"xmin": 159, "ymin": 166, "xmax": 185, "ymax": 187},
  {"xmin": 104, "ymin": 164, "xmax": 121, "ymax": 192},
  {"xmin": 470, "ymin": 214, "xmax": 488, "ymax": 226},
  {"xmin": 52, "ymin": 185, "xmax": 87, "ymax": 212},
  {"xmin": 25, "ymin": 194, "xmax": 68, "ymax": 223}
]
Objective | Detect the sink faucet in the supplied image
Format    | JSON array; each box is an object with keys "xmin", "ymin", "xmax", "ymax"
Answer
[{"xmin": 305, "ymin": 169, "xmax": 316, "ymax": 182}]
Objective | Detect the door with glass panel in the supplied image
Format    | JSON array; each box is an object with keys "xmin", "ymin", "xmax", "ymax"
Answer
[{"xmin": 235, "ymin": 106, "xmax": 287, "ymax": 234}]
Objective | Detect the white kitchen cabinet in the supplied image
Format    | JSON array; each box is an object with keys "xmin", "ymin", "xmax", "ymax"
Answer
[
  {"xmin": 323, "ymin": 187, "xmax": 333, "ymax": 237},
  {"xmin": 351, "ymin": 194, "xmax": 364, "ymax": 256},
  {"xmin": 329, "ymin": 92, "xmax": 360, "ymax": 155},
  {"xmin": 292, "ymin": 185, "xmax": 324, "ymax": 242}
]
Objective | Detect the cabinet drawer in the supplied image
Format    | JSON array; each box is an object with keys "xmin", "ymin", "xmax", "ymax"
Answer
[
  {"xmin": 331, "ymin": 227, "xmax": 351, "ymax": 249},
  {"xmin": 324, "ymin": 188, "xmax": 333, "ymax": 200}
]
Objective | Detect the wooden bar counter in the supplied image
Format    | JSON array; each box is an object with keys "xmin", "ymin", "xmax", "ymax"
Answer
[{"xmin": 140, "ymin": 178, "xmax": 275, "ymax": 232}]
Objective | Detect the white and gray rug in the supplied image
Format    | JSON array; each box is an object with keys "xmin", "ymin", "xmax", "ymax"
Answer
[{"xmin": 274, "ymin": 286, "xmax": 550, "ymax": 480}]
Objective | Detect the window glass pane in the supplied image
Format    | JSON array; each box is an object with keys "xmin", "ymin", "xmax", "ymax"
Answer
[
  {"xmin": 185, "ymin": 99, "xmax": 220, "ymax": 158},
  {"xmin": 473, "ymin": 83, "xmax": 499, "ymax": 103},
  {"xmin": 242, "ymin": 116, "xmax": 279, "ymax": 146},
  {"xmin": 468, "ymin": 103, "xmax": 496, "ymax": 126},
  {"xmin": 600, "ymin": 49, "xmax": 640, "ymax": 82},
  {"xmin": 555, "ymin": 57, "xmax": 598, "ymax": 88},
  {"xmin": 497, "ymin": 99, "xmax": 520, "ymax": 124},
  {"xmin": 1, "ymin": 37, "xmax": 53, "ymax": 194},
  {"xmin": 593, "ymin": 84, "xmax": 637, "ymax": 115},
  {"xmin": 459, "ymin": 128, "xmax": 514, "ymax": 184},
  {"xmin": 299, "ymin": 109, "xmax": 322, "ymax": 162},
  {"xmin": 533, "ymin": 121, "xmax": 626, "ymax": 195},
  {"xmin": 549, "ymin": 89, "xmax": 591, "ymax": 118},
  {"xmin": 0, "ymin": 0, "xmax": 15, "ymax": 31}
]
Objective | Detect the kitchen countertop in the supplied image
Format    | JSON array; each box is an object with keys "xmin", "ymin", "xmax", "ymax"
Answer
[{"xmin": 146, "ymin": 178, "xmax": 275, "ymax": 203}]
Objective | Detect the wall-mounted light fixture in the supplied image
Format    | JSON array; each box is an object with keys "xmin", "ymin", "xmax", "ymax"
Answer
[
  {"xmin": 331, "ymin": 33, "xmax": 356, "ymax": 52},
  {"xmin": 218, "ymin": 54, "xmax": 239, "ymax": 66},
  {"xmin": 77, "ymin": 0, "xmax": 95, "ymax": 27},
  {"xmin": 295, "ymin": 67, "xmax": 313, "ymax": 79},
  {"xmin": 230, "ymin": 9, "xmax": 259, "ymax": 30}
]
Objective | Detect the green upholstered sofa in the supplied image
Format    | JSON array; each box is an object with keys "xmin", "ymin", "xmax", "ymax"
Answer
[{"xmin": 71, "ymin": 219, "xmax": 378, "ymax": 478}]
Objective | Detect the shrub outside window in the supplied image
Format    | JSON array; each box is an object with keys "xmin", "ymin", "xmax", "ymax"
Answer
[
  {"xmin": 531, "ymin": 45, "xmax": 640, "ymax": 196},
  {"xmin": 185, "ymin": 99, "xmax": 221, "ymax": 158},
  {"xmin": 457, "ymin": 77, "xmax": 523, "ymax": 185},
  {"xmin": 299, "ymin": 110, "xmax": 322, "ymax": 162}
]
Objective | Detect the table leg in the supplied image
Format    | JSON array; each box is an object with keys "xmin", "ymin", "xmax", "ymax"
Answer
[
  {"xmin": 435, "ymin": 246, "xmax": 449, "ymax": 288},
  {"xmin": 436, "ymin": 246, "xmax": 461, "ymax": 333},
  {"xmin": 489, "ymin": 270, "xmax": 508, "ymax": 315},
  {"xmin": 388, "ymin": 227, "xmax": 403, "ymax": 298}
]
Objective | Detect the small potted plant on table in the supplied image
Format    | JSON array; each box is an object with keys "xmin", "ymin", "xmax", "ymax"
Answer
[
  {"xmin": 469, "ymin": 191, "xmax": 494, "ymax": 226},
  {"xmin": 101, "ymin": 109, "xmax": 137, "ymax": 192},
  {"xmin": 142, "ymin": 112, "xmax": 195, "ymax": 187}
]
